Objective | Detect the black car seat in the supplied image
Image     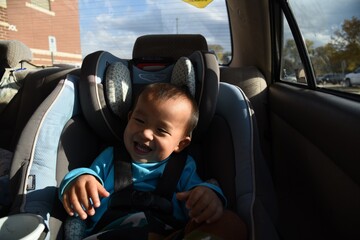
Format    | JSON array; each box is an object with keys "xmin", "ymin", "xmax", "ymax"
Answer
[
  {"xmin": 135, "ymin": 35, "xmax": 279, "ymax": 240},
  {"xmin": 3, "ymin": 34, "xmax": 278, "ymax": 240},
  {"xmin": 81, "ymin": 34, "xmax": 279, "ymax": 240}
]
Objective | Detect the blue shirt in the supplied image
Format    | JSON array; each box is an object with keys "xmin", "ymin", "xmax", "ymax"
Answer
[{"xmin": 58, "ymin": 147, "xmax": 226, "ymax": 232}]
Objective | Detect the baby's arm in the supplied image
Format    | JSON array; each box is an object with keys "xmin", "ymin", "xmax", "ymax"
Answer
[
  {"xmin": 176, "ymin": 186, "xmax": 223, "ymax": 224},
  {"xmin": 62, "ymin": 174, "xmax": 110, "ymax": 220}
]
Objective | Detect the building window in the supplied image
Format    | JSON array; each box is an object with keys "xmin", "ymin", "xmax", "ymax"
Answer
[
  {"xmin": 31, "ymin": 0, "xmax": 51, "ymax": 11},
  {"xmin": 0, "ymin": 0, "xmax": 7, "ymax": 8},
  {"xmin": 26, "ymin": 0, "xmax": 54, "ymax": 16}
]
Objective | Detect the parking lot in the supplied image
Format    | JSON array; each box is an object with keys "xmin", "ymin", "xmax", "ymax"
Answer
[{"xmin": 318, "ymin": 84, "xmax": 360, "ymax": 94}]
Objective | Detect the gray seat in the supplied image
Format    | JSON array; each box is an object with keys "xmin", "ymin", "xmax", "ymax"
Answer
[
  {"xmin": 0, "ymin": 40, "xmax": 32, "ymax": 76},
  {"xmin": 0, "ymin": 40, "xmax": 33, "ymax": 114}
]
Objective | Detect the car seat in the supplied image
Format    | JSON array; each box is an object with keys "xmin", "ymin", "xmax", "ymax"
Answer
[
  {"xmin": 0, "ymin": 40, "xmax": 78, "ymax": 216},
  {"xmin": 3, "ymin": 34, "xmax": 278, "ymax": 240},
  {"xmin": 0, "ymin": 39, "xmax": 77, "ymax": 152}
]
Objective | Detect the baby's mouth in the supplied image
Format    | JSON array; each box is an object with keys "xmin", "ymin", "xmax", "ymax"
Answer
[{"xmin": 134, "ymin": 142, "xmax": 152, "ymax": 154}]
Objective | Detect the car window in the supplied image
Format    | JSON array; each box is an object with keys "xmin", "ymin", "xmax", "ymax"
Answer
[
  {"xmin": 280, "ymin": 0, "xmax": 360, "ymax": 95},
  {"xmin": 80, "ymin": 0, "xmax": 231, "ymax": 64},
  {"xmin": 1, "ymin": 0, "xmax": 231, "ymax": 66},
  {"xmin": 280, "ymin": 16, "xmax": 306, "ymax": 85}
]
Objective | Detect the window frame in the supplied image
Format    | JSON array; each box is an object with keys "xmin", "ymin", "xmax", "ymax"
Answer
[
  {"xmin": 277, "ymin": 0, "xmax": 316, "ymax": 88},
  {"xmin": 271, "ymin": 0, "xmax": 360, "ymax": 102}
]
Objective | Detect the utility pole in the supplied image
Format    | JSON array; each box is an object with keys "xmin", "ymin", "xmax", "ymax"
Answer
[{"xmin": 176, "ymin": 17, "xmax": 178, "ymax": 34}]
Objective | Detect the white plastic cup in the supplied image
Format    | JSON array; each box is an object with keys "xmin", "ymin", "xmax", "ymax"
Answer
[{"xmin": 0, "ymin": 213, "xmax": 45, "ymax": 240}]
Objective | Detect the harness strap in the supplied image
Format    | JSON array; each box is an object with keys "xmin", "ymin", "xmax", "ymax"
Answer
[
  {"xmin": 154, "ymin": 150, "xmax": 187, "ymax": 200},
  {"xmin": 93, "ymin": 145, "xmax": 188, "ymax": 234},
  {"xmin": 113, "ymin": 144, "xmax": 132, "ymax": 192}
]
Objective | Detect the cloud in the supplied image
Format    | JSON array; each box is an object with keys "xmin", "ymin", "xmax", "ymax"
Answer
[
  {"xmin": 290, "ymin": 0, "xmax": 360, "ymax": 47},
  {"xmin": 96, "ymin": 5, "xmax": 164, "ymax": 34},
  {"xmin": 80, "ymin": 0, "xmax": 359, "ymax": 58},
  {"xmin": 79, "ymin": 0, "xmax": 231, "ymax": 58},
  {"xmin": 81, "ymin": 29, "xmax": 137, "ymax": 58}
]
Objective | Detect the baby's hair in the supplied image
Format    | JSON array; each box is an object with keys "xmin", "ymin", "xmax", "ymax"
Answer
[{"xmin": 135, "ymin": 83, "xmax": 199, "ymax": 136}]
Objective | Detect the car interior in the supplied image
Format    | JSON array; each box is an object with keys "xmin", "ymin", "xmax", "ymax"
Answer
[{"xmin": 0, "ymin": 0, "xmax": 359, "ymax": 240}]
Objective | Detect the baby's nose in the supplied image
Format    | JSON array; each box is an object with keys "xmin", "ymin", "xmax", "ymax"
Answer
[{"xmin": 141, "ymin": 128, "xmax": 153, "ymax": 140}]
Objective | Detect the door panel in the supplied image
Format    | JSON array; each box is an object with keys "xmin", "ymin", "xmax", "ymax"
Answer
[{"xmin": 269, "ymin": 83, "xmax": 360, "ymax": 239}]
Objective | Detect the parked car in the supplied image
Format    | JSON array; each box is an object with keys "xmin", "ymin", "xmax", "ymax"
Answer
[
  {"xmin": 317, "ymin": 73, "xmax": 344, "ymax": 84},
  {"xmin": 283, "ymin": 73, "xmax": 297, "ymax": 82},
  {"xmin": 316, "ymin": 75, "xmax": 324, "ymax": 84},
  {"xmin": 343, "ymin": 67, "xmax": 360, "ymax": 86}
]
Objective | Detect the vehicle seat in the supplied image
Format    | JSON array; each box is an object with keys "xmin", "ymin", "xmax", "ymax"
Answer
[
  {"xmin": 80, "ymin": 34, "xmax": 279, "ymax": 239},
  {"xmin": 0, "ymin": 40, "xmax": 78, "ymax": 216},
  {"xmin": 0, "ymin": 40, "xmax": 33, "ymax": 114},
  {"xmin": 132, "ymin": 34, "xmax": 208, "ymax": 60},
  {"xmin": 4, "ymin": 34, "xmax": 278, "ymax": 240},
  {"xmin": 5, "ymin": 34, "xmax": 217, "ymax": 239},
  {"xmin": 0, "ymin": 40, "xmax": 78, "ymax": 152},
  {"xmin": 80, "ymin": 34, "xmax": 213, "ymax": 144}
]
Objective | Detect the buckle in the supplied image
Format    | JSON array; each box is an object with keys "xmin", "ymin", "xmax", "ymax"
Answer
[
  {"xmin": 131, "ymin": 191, "xmax": 154, "ymax": 208},
  {"xmin": 109, "ymin": 189, "xmax": 173, "ymax": 214}
]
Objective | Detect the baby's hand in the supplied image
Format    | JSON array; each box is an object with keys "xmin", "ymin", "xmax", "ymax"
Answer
[
  {"xmin": 62, "ymin": 174, "xmax": 110, "ymax": 220},
  {"xmin": 176, "ymin": 186, "xmax": 224, "ymax": 224}
]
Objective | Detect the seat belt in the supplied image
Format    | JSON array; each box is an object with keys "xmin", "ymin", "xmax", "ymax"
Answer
[
  {"xmin": 92, "ymin": 144, "xmax": 187, "ymax": 233},
  {"xmin": 113, "ymin": 143, "xmax": 133, "ymax": 192}
]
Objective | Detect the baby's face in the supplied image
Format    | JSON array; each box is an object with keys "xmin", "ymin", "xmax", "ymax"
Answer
[{"xmin": 124, "ymin": 94, "xmax": 191, "ymax": 163}]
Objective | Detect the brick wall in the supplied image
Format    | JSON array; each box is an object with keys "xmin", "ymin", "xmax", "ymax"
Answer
[{"xmin": 3, "ymin": 0, "xmax": 81, "ymax": 66}]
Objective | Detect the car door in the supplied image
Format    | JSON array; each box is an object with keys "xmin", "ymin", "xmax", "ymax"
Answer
[
  {"xmin": 354, "ymin": 68, "xmax": 360, "ymax": 84},
  {"xmin": 269, "ymin": 0, "xmax": 360, "ymax": 239}
]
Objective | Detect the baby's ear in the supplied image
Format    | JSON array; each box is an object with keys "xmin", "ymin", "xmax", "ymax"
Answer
[{"xmin": 174, "ymin": 137, "xmax": 191, "ymax": 153}]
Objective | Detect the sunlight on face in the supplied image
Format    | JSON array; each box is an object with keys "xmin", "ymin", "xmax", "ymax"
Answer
[{"xmin": 124, "ymin": 93, "xmax": 192, "ymax": 163}]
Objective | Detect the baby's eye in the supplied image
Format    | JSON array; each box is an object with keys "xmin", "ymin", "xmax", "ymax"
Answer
[
  {"xmin": 134, "ymin": 118, "xmax": 144, "ymax": 124},
  {"xmin": 158, "ymin": 128, "xmax": 170, "ymax": 135}
]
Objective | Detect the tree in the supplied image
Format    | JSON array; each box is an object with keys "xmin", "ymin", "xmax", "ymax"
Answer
[
  {"xmin": 208, "ymin": 44, "xmax": 225, "ymax": 64},
  {"xmin": 282, "ymin": 39, "xmax": 301, "ymax": 74},
  {"xmin": 331, "ymin": 16, "xmax": 360, "ymax": 71},
  {"xmin": 283, "ymin": 17, "xmax": 360, "ymax": 75},
  {"xmin": 312, "ymin": 43, "xmax": 337, "ymax": 75}
]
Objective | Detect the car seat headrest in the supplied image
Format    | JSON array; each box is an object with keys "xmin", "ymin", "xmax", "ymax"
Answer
[
  {"xmin": 171, "ymin": 56, "xmax": 196, "ymax": 97},
  {"xmin": 80, "ymin": 49, "xmax": 219, "ymax": 145},
  {"xmin": 132, "ymin": 34, "xmax": 208, "ymax": 60},
  {"xmin": 105, "ymin": 56, "xmax": 195, "ymax": 121},
  {"xmin": 104, "ymin": 61, "xmax": 132, "ymax": 120},
  {"xmin": 0, "ymin": 40, "xmax": 33, "ymax": 68}
]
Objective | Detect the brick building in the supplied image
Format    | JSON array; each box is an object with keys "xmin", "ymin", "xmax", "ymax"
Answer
[{"xmin": 0, "ymin": 0, "xmax": 81, "ymax": 66}]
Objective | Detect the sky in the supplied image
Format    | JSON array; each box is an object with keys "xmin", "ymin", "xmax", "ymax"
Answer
[
  {"xmin": 288, "ymin": 0, "xmax": 360, "ymax": 47},
  {"xmin": 79, "ymin": 0, "xmax": 230, "ymax": 59},
  {"xmin": 78, "ymin": 0, "xmax": 360, "ymax": 58}
]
